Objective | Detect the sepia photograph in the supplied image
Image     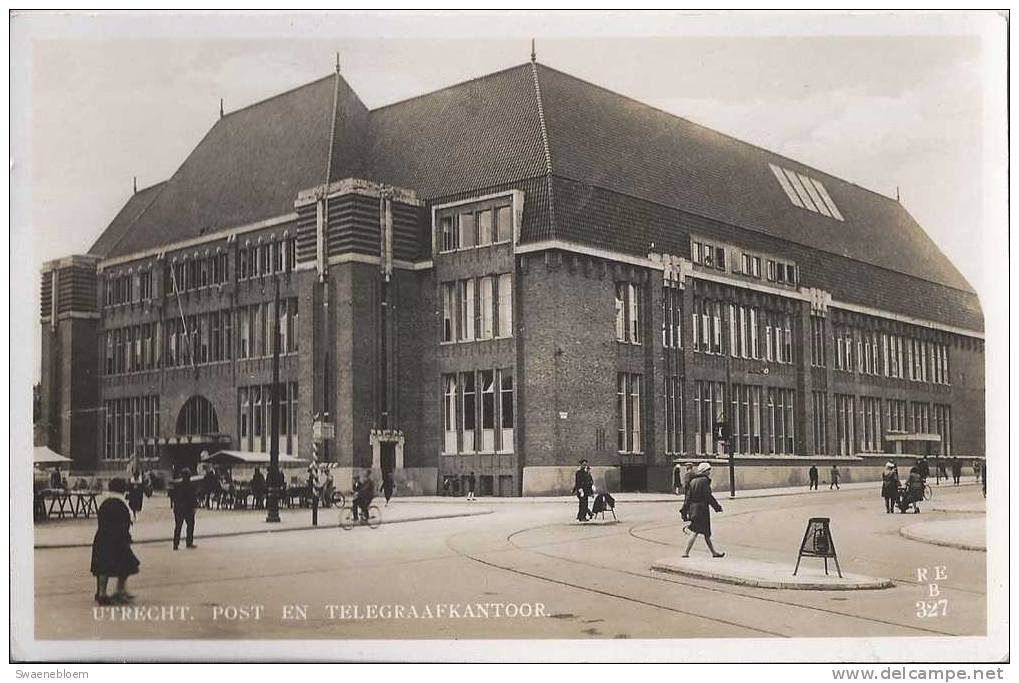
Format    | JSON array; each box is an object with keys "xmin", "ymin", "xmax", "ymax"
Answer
[{"xmin": 8, "ymin": 9, "xmax": 1009, "ymax": 668}]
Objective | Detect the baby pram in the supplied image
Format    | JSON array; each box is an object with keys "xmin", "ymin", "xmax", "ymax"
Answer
[
  {"xmin": 590, "ymin": 492, "xmax": 617, "ymax": 520},
  {"xmin": 897, "ymin": 481, "xmax": 925, "ymax": 514}
]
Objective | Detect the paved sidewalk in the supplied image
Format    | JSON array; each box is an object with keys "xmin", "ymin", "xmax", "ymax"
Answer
[
  {"xmin": 930, "ymin": 500, "xmax": 985, "ymax": 514},
  {"xmin": 899, "ymin": 517, "xmax": 986, "ymax": 552},
  {"xmin": 652, "ymin": 555, "xmax": 894, "ymax": 590},
  {"xmin": 394, "ymin": 479, "xmax": 938, "ymax": 505},
  {"xmin": 34, "ymin": 497, "xmax": 492, "ymax": 549}
]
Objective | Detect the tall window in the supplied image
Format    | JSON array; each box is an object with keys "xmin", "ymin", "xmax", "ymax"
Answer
[
  {"xmin": 441, "ymin": 283, "xmax": 456, "ymax": 343},
  {"xmin": 443, "ymin": 375, "xmax": 458, "ymax": 453},
  {"xmin": 766, "ymin": 388, "xmax": 796, "ymax": 454},
  {"xmin": 461, "ymin": 371, "xmax": 476, "ymax": 451},
  {"xmin": 616, "ymin": 373, "xmax": 643, "ymax": 453},
  {"xmin": 665, "ymin": 376, "xmax": 684, "ymax": 454},
  {"xmin": 692, "ymin": 298, "xmax": 723, "ymax": 355},
  {"xmin": 859, "ymin": 397, "xmax": 883, "ymax": 452},
  {"xmin": 628, "ymin": 283, "xmax": 642, "ymax": 344},
  {"xmin": 459, "ymin": 279, "xmax": 476, "ymax": 342},
  {"xmin": 812, "ymin": 391, "xmax": 828, "ymax": 454},
  {"xmin": 480, "ymin": 370, "xmax": 496, "ymax": 450},
  {"xmin": 477, "ymin": 209, "xmax": 493, "ymax": 246},
  {"xmin": 458, "ymin": 211, "xmax": 476, "ymax": 249},
  {"xmin": 887, "ymin": 399, "xmax": 907, "ymax": 432},
  {"xmin": 834, "ymin": 394, "xmax": 855, "ymax": 456},
  {"xmin": 614, "ymin": 283, "xmax": 642, "ymax": 344},
  {"xmin": 662, "ymin": 286, "xmax": 682, "ymax": 348},
  {"xmin": 933, "ymin": 404, "xmax": 952, "ymax": 456},
  {"xmin": 440, "ymin": 216, "xmax": 457, "ymax": 252},
  {"xmin": 615, "ymin": 283, "xmax": 626, "ymax": 341},
  {"xmin": 694, "ymin": 380, "xmax": 726, "ymax": 455},
  {"xmin": 499, "ymin": 370, "xmax": 514, "ymax": 452},
  {"xmin": 497, "ymin": 273, "xmax": 513, "ymax": 338},
  {"xmin": 810, "ymin": 316, "xmax": 826, "ymax": 367},
  {"xmin": 479, "ymin": 277, "xmax": 494, "ymax": 340}
]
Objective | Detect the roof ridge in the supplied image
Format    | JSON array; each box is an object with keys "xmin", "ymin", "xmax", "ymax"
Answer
[
  {"xmin": 99, "ymin": 180, "xmax": 168, "ymax": 256},
  {"xmin": 220, "ymin": 73, "xmax": 338, "ymax": 120},
  {"xmin": 529, "ymin": 60, "xmax": 557, "ymax": 241},
  {"xmin": 368, "ymin": 62, "xmax": 533, "ymax": 114},
  {"xmin": 535, "ymin": 63, "xmax": 902, "ymax": 205}
]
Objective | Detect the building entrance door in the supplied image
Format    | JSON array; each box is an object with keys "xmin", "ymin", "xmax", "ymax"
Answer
[{"xmin": 380, "ymin": 442, "xmax": 396, "ymax": 479}]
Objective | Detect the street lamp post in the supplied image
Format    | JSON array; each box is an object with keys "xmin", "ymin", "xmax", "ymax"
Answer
[
  {"xmin": 725, "ymin": 350, "xmax": 735, "ymax": 498},
  {"xmin": 265, "ymin": 275, "xmax": 282, "ymax": 523}
]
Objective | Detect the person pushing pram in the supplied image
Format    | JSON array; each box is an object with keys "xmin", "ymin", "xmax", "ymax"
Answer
[{"xmin": 897, "ymin": 461, "xmax": 927, "ymax": 514}]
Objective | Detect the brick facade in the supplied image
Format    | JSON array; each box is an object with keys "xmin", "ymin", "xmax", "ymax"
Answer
[{"xmin": 38, "ymin": 64, "xmax": 985, "ymax": 495}]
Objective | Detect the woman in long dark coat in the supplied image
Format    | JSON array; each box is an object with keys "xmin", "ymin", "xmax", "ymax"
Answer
[
  {"xmin": 680, "ymin": 462, "xmax": 725, "ymax": 558},
  {"xmin": 127, "ymin": 470, "xmax": 145, "ymax": 520},
  {"xmin": 881, "ymin": 462, "xmax": 900, "ymax": 514},
  {"xmin": 91, "ymin": 478, "xmax": 140, "ymax": 605}
]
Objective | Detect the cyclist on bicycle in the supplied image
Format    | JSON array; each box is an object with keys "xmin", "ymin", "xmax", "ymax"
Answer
[{"xmin": 352, "ymin": 469, "xmax": 375, "ymax": 524}]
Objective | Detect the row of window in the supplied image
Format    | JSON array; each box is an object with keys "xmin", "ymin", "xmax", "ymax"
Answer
[
  {"xmin": 166, "ymin": 253, "xmax": 230, "ymax": 295},
  {"xmin": 105, "ymin": 237, "xmax": 298, "ymax": 309},
  {"xmin": 438, "ymin": 201, "xmax": 513, "ymax": 253},
  {"xmin": 237, "ymin": 238, "xmax": 297, "ymax": 280},
  {"xmin": 441, "ymin": 275, "xmax": 513, "ymax": 343},
  {"xmin": 691, "ymin": 298, "xmax": 794, "ymax": 364},
  {"xmin": 830, "ymin": 396, "xmax": 952, "ymax": 456},
  {"xmin": 104, "ymin": 323, "xmax": 160, "ymax": 375},
  {"xmin": 828, "ymin": 324, "xmax": 951, "ymax": 384},
  {"xmin": 238, "ymin": 383, "xmax": 300, "ymax": 455},
  {"xmin": 103, "ymin": 395, "xmax": 160, "ymax": 461},
  {"xmin": 691, "ymin": 239, "xmax": 799, "ymax": 286},
  {"xmin": 105, "ymin": 271, "xmax": 154, "ymax": 307},
  {"xmin": 442, "ymin": 369, "xmax": 515, "ymax": 454},
  {"xmin": 105, "ymin": 300, "xmax": 299, "ymax": 374}
]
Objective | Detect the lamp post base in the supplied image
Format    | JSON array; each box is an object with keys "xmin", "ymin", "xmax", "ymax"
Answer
[{"xmin": 265, "ymin": 488, "xmax": 281, "ymax": 523}]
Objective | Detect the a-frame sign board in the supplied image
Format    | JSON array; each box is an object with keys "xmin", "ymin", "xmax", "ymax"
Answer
[{"xmin": 793, "ymin": 517, "xmax": 843, "ymax": 578}]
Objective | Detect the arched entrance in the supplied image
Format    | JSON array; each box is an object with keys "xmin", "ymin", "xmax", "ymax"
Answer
[
  {"xmin": 159, "ymin": 395, "xmax": 229, "ymax": 474},
  {"xmin": 177, "ymin": 395, "xmax": 220, "ymax": 434}
]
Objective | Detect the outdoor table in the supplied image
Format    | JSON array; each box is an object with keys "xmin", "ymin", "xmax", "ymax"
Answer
[{"xmin": 41, "ymin": 489, "xmax": 99, "ymax": 519}]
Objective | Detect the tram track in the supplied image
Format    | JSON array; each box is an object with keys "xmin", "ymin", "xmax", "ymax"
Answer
[{"xmin": 445, "ymin": 516, "xmax": 961, "ymax": 638}]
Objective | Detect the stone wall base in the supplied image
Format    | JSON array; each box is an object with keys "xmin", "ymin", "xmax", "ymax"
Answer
[{"xmin": 522, "ymin": 465, "xmax": 621, "ymax": 497}]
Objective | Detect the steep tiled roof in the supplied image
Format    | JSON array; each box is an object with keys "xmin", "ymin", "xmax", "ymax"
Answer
[
  {"xmin": 91, "ymin": 60, "xmax": 978, "ymax": 329},
  {"xmin": 534, "ymin": 64, "xmax": 974, "ymax": 295},
  {"xmin": 88, "ymin": 181, "xmax": 165, "ymax": 257},
  {"xmin": 363, "ymin": 63, "xmax": 548, "ymax": 199},
  {"xmin": 101, "ymin": 74, "xmax": 368, "ymax": 257}
]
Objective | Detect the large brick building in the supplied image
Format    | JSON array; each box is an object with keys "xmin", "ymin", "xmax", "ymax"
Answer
[{"xmin": 38, "ymin": 59, "xmax": 984, "ymax": 495}]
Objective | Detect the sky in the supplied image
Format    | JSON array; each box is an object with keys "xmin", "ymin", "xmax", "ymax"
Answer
[{"xmin": 13, "ymin": 11, "xmax": 1006, "ymax": 381}]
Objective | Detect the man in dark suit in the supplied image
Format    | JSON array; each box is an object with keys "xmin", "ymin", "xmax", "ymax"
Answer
[
  {"xmin": 572, "ymin": 459, "xmax": 594, "ymax": 522},
  {"xmin": 171, "ymin": 468, "xmax": 199, "ymax": 550}
]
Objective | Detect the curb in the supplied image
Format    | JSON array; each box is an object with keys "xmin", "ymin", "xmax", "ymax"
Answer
[
  {"xmin": 898, "ymin": 524, "xmax": 986, "ymax": 552},
  {"xmin": 393, "ymin": 481, "xmax": 903, "ymax": 506},
  {"xmin": 34, "ymin": 508, "xmax": 494, "ymax": 550},
  {"xmin": 651, "ymin": 561, "xmax": 894, "ymax": 590}
]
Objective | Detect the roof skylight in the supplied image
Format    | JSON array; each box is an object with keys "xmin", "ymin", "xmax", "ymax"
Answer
[{"xmin": 768, "ymin": 163, "xmax": 844, "ymax": 221}]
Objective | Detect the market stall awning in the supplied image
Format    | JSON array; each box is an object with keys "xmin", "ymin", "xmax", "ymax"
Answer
[
  {"xmin": 33, "ymin": 446, "xmax": 72, "ymax": 466},
  {"xmin": 202, "ymin": 450, "xmax": 306, "ymax": 466}
]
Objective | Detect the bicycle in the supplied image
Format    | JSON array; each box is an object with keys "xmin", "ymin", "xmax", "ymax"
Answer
[
  {"xmin": 923, "ymin": 482, "xmax": 934, "ymax": 502},
  {"xmin": 339, "ymin": 500, "xmax": 381, "ymax": 530}
]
